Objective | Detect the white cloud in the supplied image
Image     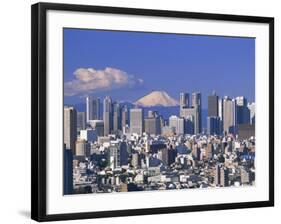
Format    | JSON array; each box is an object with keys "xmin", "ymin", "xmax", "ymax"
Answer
[{"xmin": 64, "ymin": 67, "xmax": 144, "ymax": 96}]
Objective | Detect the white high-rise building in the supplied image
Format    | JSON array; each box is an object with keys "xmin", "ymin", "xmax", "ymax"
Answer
[
  {"xmin": 247, "ymin": 102, "xmax": 255, "ymax": 124},
  {"xmin": 180, "ymin": 92, "xmax": 189, "ymax": 108},
  {"xmin": 218, "ymin": 98, "xmax": 224, "ymax": 121},
  {"xmin": 86, "ymin": 96, "xmax": 100, "ymax": 122},
  {"xmin": 130, "ymin": 108, "xmax": 144, "ymax": 135},
  {"xmin": 218, "ymin": 98, "xmax": 224, "ymax": 134},
  {"xmin": 77, "ymin": 111, "xmax": 86, "ymax": 132},
  {"xmin": 103, "ymin": 96, "xmax": 113, "ymax": 136},
  {"xmin": 180, "ymin": 92, "xmax": 201, "ymax": 134},
  {"xmin": 169, "ymin": 115, "xmax": 184, "ymax": 135},
  {"xmin": 64, "ymin": 106, "xmax": 77, "ymax": 154},
  {"xmin": 223, "ymin": 97, "xmax": 237, "ymax": 134}
]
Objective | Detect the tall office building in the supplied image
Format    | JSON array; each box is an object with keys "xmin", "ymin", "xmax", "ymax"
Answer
[
  {"xmin": 218, "ymin": 99, "xmax": 223, "ymax": 120},
  {"xmin": 77, "ymin": 111, "xmax": 86, "ymax": 132},
  {"xmin": 113, "ymin": 102, "xmax": 122, "ymax": 132},
  {"xmin": 223, "ymin": 97, "xmax": 237, "ymax": 135},
  {"xmin": 63, "ymin": 144, "xmax": 73, "ymax": 195},
  {"xmin": 180, "ymin": 107, "xmax": 199, "ymax": 134},
  {"xmin": 145, "ymin": 111, "xmax": 161, "ymax": 135},
  {"xmin": 208, "ymin": 91, "xmax": 219, "ymax": 117},
  {"xmin": 121, "ymin": 106, "xmax": 129, "ymax": 129},
  {"xmin": 218, "ymin": 98, "xmax": 224, "ymax": 133},
  {"xmin": 207, "ymin": 116, "xmax": 221, "ymax": 135},
  {"xmin": 169, "ymin": 115, "xmax": 185, "ymax": 135},
  {"xmin": 192, "ymin": 92, "xmax": 202, "ymax": 133},
  {"xmin": 103, "ymin": 96, "xmax": 113, "ymax": 136},
  {"xmin": 192, "ymin": 92, "xmax": 201, "ymax": 108},
  {"xmin": 144, "ymin": 116, "xmax": 161, "ymax": 135},
  {"xmin": 180, "ymin": 92, "xmax": 189, "ymax": 108},
  {"xmin": 179, "ymin": 92, "xmax": 201, "ymax": 134},
  {"xmin": 86, "ymin": 96, "xmax": 100, "ymax": 122},
  {"xmin": 130, "ymin": 108, "xmax": 144, "ymax": 135},
  {"xmin": 236, "ymin": 96, "xmax": 250, "ymax": 124},
  {"xmin": 64, "ymin": 106, "xmax": 77, "ymax": 154},
  {"xmin": 185, "ymin": 115, "xmax": 194, "ymax": 134},
  {"xmin": 247, "ymin": 102, "xmax": 255, "ymax": 124}
]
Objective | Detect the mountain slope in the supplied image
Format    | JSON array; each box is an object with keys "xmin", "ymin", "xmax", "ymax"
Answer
[{"xmin": 134, "ymin": 91, "xmax": 179, "ymax": 107}]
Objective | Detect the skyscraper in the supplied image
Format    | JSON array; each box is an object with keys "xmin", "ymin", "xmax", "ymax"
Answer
[
  {"xmin": 207, "ymin": 116, "xmax": 221, "ymax": 135},
  {"xmin": 180, "ymin": 107, "xmax": 200, "ymax": 134},
  {"xmin": 236, "ymin": 96, "xmax": 250, "ymax": 124},
  {"xmin": 223, "ymin": 97, "xmax": 237, "ymax": 135},
  {"xmin": 144, "ymin": 117, "xmax": 161, "ymax": 136},
  {"xmin": 185, "ymin": 115, "xmax": 194, "ymax": 134},
  {"xmin": 113, "ymin": 102, "xmax": 122, "ymax": 132},
  {"xmin": 192, "ymin": 92, "xmax": 202, "ymax": 133},
  {"xmin": 179, "ymin": 92, "xmax": 201, "ymax": 134},
  {"xmin": 208, "ymin": 91, "xmax": 219, "ymax": 117},
  {"xmin": 64, "ymin": 106, "xmax": 77, "ymax": 154},
  {"xmin": 169, "ymin": 115, "xmax": 185, "ymax": 135},
  {"xmin": 121, "ymin": 106, "xmax": 129, "ymax": 129},
  {"xmin": 192, "ymin": 92, "xmax": 201, "ymax": 108},
  {"xmin": 77, "ymin": 111, "xmax": 86, "ymax": 132},
  {"xmin": 63, "ymin": 144, "xmax": 73, "ymax": 195},
  {"xmin": 247, "ymin": 102, "xmax": 255, "ymax": 124},
  {"xmin": 180, "ymin": 92, "xmax": 189, "ymax": 108},
  {"xmin": 103, "ymin": 96, "xmax": 113, "ymax": 136},
  {"xmin": 86, "ymin": 96, "xmax": 100, "ymax": 122},
  {"xmin": 130, "ymin": 108, "xmax": 144, "ymax": 135},
  {"xmin": 218, "ymin": 98, "xmax": 224, "ymax": 133}
]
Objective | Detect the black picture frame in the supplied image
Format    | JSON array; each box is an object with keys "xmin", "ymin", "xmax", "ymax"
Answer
[{"xmin": 31, "ymin": 2, "xmax": 274, "ymax": 222}]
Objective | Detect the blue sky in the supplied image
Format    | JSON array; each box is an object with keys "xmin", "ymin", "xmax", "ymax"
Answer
[{"xmin": 64, "ymin": 28, "xmax": 255, "ymax": 108}]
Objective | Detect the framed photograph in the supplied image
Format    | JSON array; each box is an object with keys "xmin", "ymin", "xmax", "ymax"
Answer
[{"xmin": 31, "ymin": 2, "xmax": 274, "ymax": 222}]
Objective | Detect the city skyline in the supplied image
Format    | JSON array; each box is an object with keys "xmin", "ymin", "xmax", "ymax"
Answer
[
  {"xmin": 66, "ymin": 90, "xmax": 255, "ymax": 130},
  {"xmin": 63, "ymin": 28, "xmax": 255, "ymax": 195},
  {"xmin": 64, "ymin": 90, "xmax": 255, "ymax": 194},
  {"xmin": 64, "ymin": 28, "xmax": 255, "ymax": 108}
]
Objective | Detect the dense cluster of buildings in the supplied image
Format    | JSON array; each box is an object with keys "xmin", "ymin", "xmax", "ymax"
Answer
[{"xmin": 63, "ymin": 92, "xmax": 255, "ymax": 195}]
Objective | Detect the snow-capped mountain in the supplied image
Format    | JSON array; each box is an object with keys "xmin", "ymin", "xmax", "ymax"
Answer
[{"xmin": 134, "ymin": 91, "xmax": 179, "ymax": 107}]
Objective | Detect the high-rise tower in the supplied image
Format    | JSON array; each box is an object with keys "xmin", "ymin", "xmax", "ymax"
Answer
[
  {"xmin": 130, "ymin": 108, "xmax": 144, "ymax": 135},
  {"xmin": 103, "ymin": 96, "xmax": 113, "ymax": 136},
  {"xmin": 64, "ymin": 106, "xmax": 77, "ymax": 154},
  {"xmin": 86, "ymin": 96, "xmax": 100, "ymax": 122}
]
